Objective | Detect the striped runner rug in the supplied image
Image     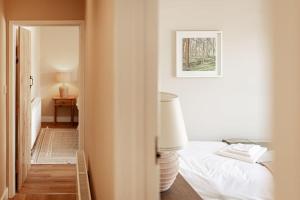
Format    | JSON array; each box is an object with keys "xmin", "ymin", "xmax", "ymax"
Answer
[{"xmin": 32, "ymin": 128, "xmax": 79, "ymax": 164}]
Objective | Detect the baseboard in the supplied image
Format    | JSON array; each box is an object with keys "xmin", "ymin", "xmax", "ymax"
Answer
[
  {"xmin": 31, "ymin": 127, "xmax": 43, "ymax": 153},
  {"xmin": 42, "ymin": 116, "xmax": 78, "ymax": 123},
  {"xmin": 1, "ymin": 188, "xmax": 8, "ymax": 200}
]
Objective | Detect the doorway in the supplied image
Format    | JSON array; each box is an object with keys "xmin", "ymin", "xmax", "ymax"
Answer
[
  {"xmin": 28, "ymin": 26, "xmax": 80, "ymax": 165},
  {"xmin": 8, "ymin": 21, "xmax": 85, "ymax": 198}
]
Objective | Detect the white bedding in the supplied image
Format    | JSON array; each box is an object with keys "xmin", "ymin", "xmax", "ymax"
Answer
[{"xmin": 178, "ymin": 141, "xmax": 273, "ymax": 200}]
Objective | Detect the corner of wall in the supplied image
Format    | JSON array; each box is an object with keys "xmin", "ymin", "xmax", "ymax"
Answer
[{"xmin": 0, "ymin": 0, "xmax": 7, "ymax": 198}]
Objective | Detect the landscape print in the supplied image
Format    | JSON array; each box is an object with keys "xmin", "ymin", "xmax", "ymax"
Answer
[{"xmin": 182, "ymin": 37, "xmax": 216, "ymax": 71}]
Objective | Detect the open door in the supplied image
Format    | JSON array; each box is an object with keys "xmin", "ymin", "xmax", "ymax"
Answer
[{"xmin": 16, "ymin": 27, "xmax": 32, "ymax": 191}]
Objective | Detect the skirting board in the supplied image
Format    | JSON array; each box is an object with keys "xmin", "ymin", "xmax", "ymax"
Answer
[
  {"xmin": 42, "ymin": 116, "xmax": 78, "ymax": 123},
  {"xmin": 0, "ymin": 188, "xmax": 8, "ymax": 200}
]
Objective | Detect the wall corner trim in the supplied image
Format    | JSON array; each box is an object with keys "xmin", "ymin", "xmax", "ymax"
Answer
[{"xmin": 0, "ymin": 188, "xmax": 8, "ymax": 200}]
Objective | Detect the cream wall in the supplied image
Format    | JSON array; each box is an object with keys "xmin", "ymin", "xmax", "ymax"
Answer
[
  {"xmin": 85, "ymin": 0, "xmax": 160, "ymax": 199},
  {"xmin": 39, "ymin": 26, "xmax": 79, "ymax": 120},
  {"xmin": 273, "ymin": 0, "xmax": 300, "ymax": 199},
  {"xmin": 86, "ymin": 0, "xmax": 161, "ymax": 198},
  {"xmin": 159, "ymin": 0, "xmax": 273, "ymax": 140},
  {"xmin": 5, "ymin": 0, "xmax": 85, "ymax": 21},
  {"xmin": 0, "ymin": 0, "xmax": 6, "ymax": 198},
  {"xmin": 85, "ymin": 0, "xmax": 115, "ymax": 199}
]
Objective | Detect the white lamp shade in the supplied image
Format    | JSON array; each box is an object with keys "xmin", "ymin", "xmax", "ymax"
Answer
[
  {"xmin": 159, "ymin": 92, "xmax": 188, "ymax": 151},
  {"xmin": 56, "ymin": 72, "xmax": 71, "ymax": 83}
]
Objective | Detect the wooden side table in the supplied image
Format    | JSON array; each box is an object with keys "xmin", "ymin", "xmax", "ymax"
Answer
[{"xmin": 53, "ymin": 96, "xmax": 77, "ymax": 125}]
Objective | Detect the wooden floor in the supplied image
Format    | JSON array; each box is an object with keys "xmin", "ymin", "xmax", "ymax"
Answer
[
  {"xmin": 41, "ymin": 122, "xmax": 78, "ymax": 129},
  {"xmin": 11, "ymin": 165, "xmax": 77, "ymax": 200},
  {"xmin": 161, "ymin": 174, "xmax": 203, "ymax": 200},
  {"xmin": 12, "ymin": 194, "xmax": 76, "ymax": 200}
]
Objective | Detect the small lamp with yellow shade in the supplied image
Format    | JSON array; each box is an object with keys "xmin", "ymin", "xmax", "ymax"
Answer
[{"xmin": 56, "ymin": 71, "xmax": 71, "ymax": 97}]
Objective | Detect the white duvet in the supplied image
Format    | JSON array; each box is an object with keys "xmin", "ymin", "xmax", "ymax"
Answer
[{"xmin": 178, "ymin": 142, "xmax": 273, "ymax": 200}]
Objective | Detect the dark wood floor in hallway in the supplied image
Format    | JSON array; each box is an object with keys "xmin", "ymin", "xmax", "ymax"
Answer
[
  {"xmin": 11, "ymin": 164, "xmax": 77, "ymax": 200},
  {"xmin": 41, "ymin": 122, "xmax": 78, "ymax": 129}
]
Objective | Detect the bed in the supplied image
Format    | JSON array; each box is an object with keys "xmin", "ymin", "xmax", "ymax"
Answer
[{"xmin": 178, "ymin": 141, "xmax": 273, "ymax": 200}]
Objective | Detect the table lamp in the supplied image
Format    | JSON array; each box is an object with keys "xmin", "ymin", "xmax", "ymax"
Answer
[
  {"xmin": 56, "ymin": 71, "xmax": 71, "ymax": 97},
  {"xmin": 159, "ymin": 92, "xmax": 188, "ymax": 192}
]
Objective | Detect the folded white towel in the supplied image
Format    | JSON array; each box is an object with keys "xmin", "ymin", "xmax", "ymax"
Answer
[
  {"xmin": 217, "ymin": 144, "xmax": 267, "ymax": 163},
  {"xmin": 227, "ymin": 143, "xmax": 262, "ymax": 157}
]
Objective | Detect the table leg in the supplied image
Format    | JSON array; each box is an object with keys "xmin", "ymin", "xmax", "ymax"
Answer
[
  {"xmin": 54, "ymin": 105, "xmax": 57, "ymax": 124},
  {"xmin": 71, "ymin": 105, "xmax": 74, "ymax": 126}
]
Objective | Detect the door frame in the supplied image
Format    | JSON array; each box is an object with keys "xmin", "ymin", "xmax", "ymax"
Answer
[{"xmin": 8, "ymin": 20, "xmax": 85, "ymax": 198}]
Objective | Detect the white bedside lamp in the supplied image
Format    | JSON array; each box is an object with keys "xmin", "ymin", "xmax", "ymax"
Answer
[
  {"xmin": 159, "ymin": 92, "xmax": 188, "ymax": 192},
  {"xmin": 56, "ymin": 71, "xmax": 71, "ymax": 97}
]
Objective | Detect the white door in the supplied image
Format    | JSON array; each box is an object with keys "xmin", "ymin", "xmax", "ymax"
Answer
[{"xmin": 16, "ymin": 27, "xmax": 32, "ymax": 191}]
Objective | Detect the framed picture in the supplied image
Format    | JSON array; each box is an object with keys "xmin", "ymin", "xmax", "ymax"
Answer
[{"xmin": 176, "ymin": 31, "xmax": 222, "ymax": 77}]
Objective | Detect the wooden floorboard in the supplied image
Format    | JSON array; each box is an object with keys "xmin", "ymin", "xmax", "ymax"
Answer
[
  {"xmin": 41, "ymin": 122, "xmax": 78, "ymax": 129},
  {"xmin": 12, "ymin": 164, "xmax": 77, "ymax": 200},
  {"xmin": 12, "ymin": 194, "xmax": 76, "ymax": 200}
]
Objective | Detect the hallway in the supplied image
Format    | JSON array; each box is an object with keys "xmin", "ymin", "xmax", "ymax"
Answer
[
  {"xmin": 11, "ymin": 165, "xmax": 76, "ymax": 200},
  {"xmin": 0, "ymin": 0, "xmax": 159, "ymax": 199}
]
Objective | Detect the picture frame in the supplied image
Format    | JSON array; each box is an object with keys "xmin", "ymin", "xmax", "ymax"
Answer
[{"xmin": 176, "ymin": 31, "xmax": 222, "ymax": 77}]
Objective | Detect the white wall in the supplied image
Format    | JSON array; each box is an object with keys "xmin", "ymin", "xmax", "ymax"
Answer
[
  {"xmin": 28, "ymin": 27, "xmax": 41, "ymax": 101},
  {"xmin": 159, "ymin": 0, "xmax": 273, "ymax": 140},
  {"xmin": 27, "ymin": 26, "xmax": 41, "ymax": 148}
]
